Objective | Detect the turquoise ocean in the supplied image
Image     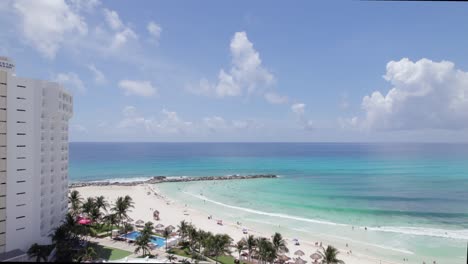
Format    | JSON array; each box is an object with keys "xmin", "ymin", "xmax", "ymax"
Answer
[{"xmin": 69, "ymin": 142, "xmax": 468, "ymax": 263}]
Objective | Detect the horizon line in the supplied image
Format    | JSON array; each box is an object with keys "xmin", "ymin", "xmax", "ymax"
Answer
[{"xmin": 69, "ymin": 141, "xmax": 468, "ymax": 144}]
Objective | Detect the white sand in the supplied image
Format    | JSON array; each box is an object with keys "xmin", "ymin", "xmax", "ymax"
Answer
[{"xmin": 73, "ymin": 184, "xmax": 399, "ymax": 264}]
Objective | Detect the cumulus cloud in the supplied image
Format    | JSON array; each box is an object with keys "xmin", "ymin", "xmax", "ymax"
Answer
[
  {"xmin": 72, "ymin": 124, "xmax": 88, "ymax": 133},
  {"xmin": 203, "ymin": 116, "xmax": 227, "ymax": 132},
  {"xmin": 70, "ymin": 0, "xmax": 101, "ymax": 12},
  {"xmin": 190, "ymin": 31, "xmax": 275, "ymax": 98},
  {"xmin": 291, "ymin": 103, "xmax": 314, "ymax": 131},
  {"xmin": 117, "ymin": 106, "xmax": 192, "ymax": 134},
  {"xmin": 291, "ymin": 103, "xmax": 306, "ymax": 115},
  {"xmin": 103, "ymin": 8, "xmax": 137, "ymax": 49},
  {"xmin": 353, "ymin": 58, "xmax": 468, "ymax": 131},
  {"xmin": 87, "ymin": 63, "xmax": 107, "ymax": 84},
  {"xmin": 147, "ymin": 21, "xmax": 162, "ymax": 43},
  {"xmin": 119, "ymin": 80, "xmax": 157, "ymax": 97},
  {"xmin": 13, "ymin": 0, "xmax": 88, "ymax": 58},
  {"xmin": 54, "ymin": 72, "xmax": 85, "ymax": 93},
  {"xmin": 265, "ymin": 92, "xmax": 288, "ymax": 104}
]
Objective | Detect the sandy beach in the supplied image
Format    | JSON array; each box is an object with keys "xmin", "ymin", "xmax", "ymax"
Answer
[{"xmin": 71, "ymin": 184, "xmax": 405, "ymax": 264}]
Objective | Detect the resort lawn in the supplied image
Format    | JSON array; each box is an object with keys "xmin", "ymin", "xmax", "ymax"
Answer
[
  {"xmin": 211, "ymin": 255, "xmax": 239, "ymax": 264},
  {"xmin": 90, "ymin": 243, "xmax": 132, "ymax": 261},
  {"xmin": 167, "ymin": 247, "xmax": 192, "ymax": 258}
]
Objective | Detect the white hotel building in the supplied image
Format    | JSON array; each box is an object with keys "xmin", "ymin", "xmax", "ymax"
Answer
[{"xmin": 0, "ymin": 57, "xmax": 73, "ymax": 261}]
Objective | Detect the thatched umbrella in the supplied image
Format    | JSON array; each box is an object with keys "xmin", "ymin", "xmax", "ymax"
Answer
[
  {"xmin": 294, "ymin": 257, "xmax": 307, "ymax": 264},
  {"xmin": 135, "ymin": 219, "xmax": 145, "ymax": 227},
  {"xmin": 155, "ymin": 223, "xmax": 165, "ymax": 229},
  {"xmin": 310, "ymin": 253, "xmax": 321, "ymax": 263},
  {"xmin": 166, "ymin": 225, "xmax": 175, "ymax": 231},
  {"xmin": 294, "ymin": 250, "xmax": 305, "ymax": 257},
  {"xmin": 278, "ymin": 254, "xmax": 291, "ymax": 263}
]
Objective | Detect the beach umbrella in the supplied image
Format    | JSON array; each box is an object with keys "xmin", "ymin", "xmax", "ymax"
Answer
[
  {"xmin": 310, "ymin": 253, "xmax": 321, "ymax": 261},
  {"xmin": 278, "ymin": 254, "xmax": 291, "ymax": 262},
  {"xmin": 294, "ymin": 257, "xmax": 307, "ymax": 264},
  {"xmin": 135, "ymin": 219, "xmax": 145, "ymax": 225},
  {"xmin": 155, "ymin": 223, "xmax": 165, "ymax": 229},
  {"xmin": 294, "ymin": 250, "xmax": 305, "ymax": 257},
  {"xmin": 78, "ymin": 218, "xmax": 92, "ymax": 225},
  {"xmin": 166, "ymin": 225, "xmax": 175, "ymax": 231}
]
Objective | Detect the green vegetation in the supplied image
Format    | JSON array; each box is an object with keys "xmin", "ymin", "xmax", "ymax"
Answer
[
  {"xmin": 90, "ymin": 243, "xmax": 132, "ymax": 260},
  {"xmin": 32, "ymin": 189, "xmax": 345, "ymax": 263},
  {"xmin": 213, "ymin": 254, "xmax": 238, "ymax": 264},
  {"xmin": 168, "ymin": 247, "xmax": 192, "ymax": 258},
  {"xmin": 319, "ymin": 245, "xmax": 345, "ymax": 264},
  {"xmin": 134, "ymin": 222, "xmax": 154, "ymax": 257}
]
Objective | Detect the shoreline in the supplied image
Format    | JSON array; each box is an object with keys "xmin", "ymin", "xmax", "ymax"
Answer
[
  {"xmin": 72, "ymin": 183, "xmax": 404, "ymax": 264},
  {"xmin": 69, "ymin": 174, "xmax": 278, "ymax": 188}
]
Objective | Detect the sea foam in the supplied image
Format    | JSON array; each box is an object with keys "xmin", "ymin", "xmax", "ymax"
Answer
[{"xmin": 186, "ymin": 192, "xmax": 468, "ymax": 241}]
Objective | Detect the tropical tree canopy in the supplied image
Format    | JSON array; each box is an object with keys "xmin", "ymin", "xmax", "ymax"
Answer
[{"xmin": 319, "ymin": 245, "xmax": 345, "ymax": 264}]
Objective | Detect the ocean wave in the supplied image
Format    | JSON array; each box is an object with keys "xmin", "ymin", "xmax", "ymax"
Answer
[
  {"xmin": 185, "ymin": 192, "xmax": 468, "ymax": 240},
  {"xmin": 367, "ymin": 226, "xmax": 468, "ymax": 240}
]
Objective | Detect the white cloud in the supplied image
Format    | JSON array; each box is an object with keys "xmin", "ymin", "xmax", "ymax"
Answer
[
  {"xmin": 72, "ymin": 124, "xmax": 88, "ymax": 133},
  {"xmin": 232, "ymin": 119, "xmax": 262, "ymax": 129},
  {"xmin": 103, "ymin": 8, "xmax": 122, "ymax": 30},
  {"xmin": 203, "ymin": 116, "xmax": 227, "ymax": 132},
  {"xmin": 216, "ymin": 69, "xmax": 241, "ymax": 97},
  {"xmin": 291, "ymin": 103, "xmax": 314, "ymax": 131},
  {"xmin": 291, "ymin": 103, "xmax": 306, "ymax": 115},
  {"xmin": 70, "ymin": 0, "xmax": 100, "ymax": 12},
  {"xmin": 191, "ymin": 31, "xmax": 275, "ymax": 98},
  {"xmin": 353, "ymin": 58, "xmax": 468, "ymax": 131},
  {"xmin": 119, "ymin": 80, "xmax": 157, "ymax": 97},
  {"xmin": 103, "ymin": 8, "xmax": 137, "ymax": 49},
  {"xmin": 117, "ymin": 106, "xmax": 192, "ymax": 134},
  {"xmin": 54, "ymin": 72, "xmax": 85, "ymax": 93},
  {"xmin": 13, "ymin": 0, "xmax": 88, "ymax": 58},
  {"xmin": 87, "ymin": 64, "xmax": 106, "ymax": 84},
  {"xmin": 265, "ymin": 92, "xmax": 288, "ymax": 104},
  {"xmin": 147, "ymin": 21, "xmax": 162, "ymax": 43}
]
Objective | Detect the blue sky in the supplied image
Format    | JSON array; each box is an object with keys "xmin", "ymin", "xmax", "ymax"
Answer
[{"xmin": 1, "ymin": 0, "xmax": 468, "ymax": 142}]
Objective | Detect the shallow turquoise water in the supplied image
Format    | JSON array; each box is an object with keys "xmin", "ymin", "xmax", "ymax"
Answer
[{"xmin": 70, "ymin": 142, "xmax": 468, "ymax": 263}]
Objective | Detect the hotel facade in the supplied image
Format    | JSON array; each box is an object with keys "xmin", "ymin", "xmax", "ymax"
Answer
[{"xmin": 0, "ymin": 57, "xmax": 73, "ymax": 260}]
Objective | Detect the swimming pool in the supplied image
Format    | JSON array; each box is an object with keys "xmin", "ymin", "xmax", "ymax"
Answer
[{"xmin": 120, "ymin": 231, "xmax": 165, "ymax": 247}]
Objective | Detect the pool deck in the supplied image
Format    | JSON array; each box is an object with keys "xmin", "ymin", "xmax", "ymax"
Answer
[{"xmin": 90, "ymin": 237, "xmax": 213, "ymax": 263}]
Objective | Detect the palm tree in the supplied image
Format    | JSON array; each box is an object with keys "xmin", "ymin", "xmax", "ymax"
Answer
[
  {"xmin": 81, "ymin": 197, "xmax": 96, "ymax": 217},
  {"xmin": 167, "ymin": 254, "xmax": 177, "ymax": 263},
  {"xmin": 245, "ymin": 234, "xmax": 257, "ymax": 262},
  {"xmin": 103, "ymin": 213, "xmax": 118, "ymax": 237},
  {"xmin": 27, "ymin": 243, "xmax": 51, "ymax": 262},
  {"xmin": 257, "ymin": 237, "xmax": 276, "ymax": 264},
  {"xmin": 68, "ymin": 190, "xmax": 82, "ymax": 216},
  {"xmin": 210, "ymin": 234, "xmax": 232, "ymax": 264},
  {"xmin": 111, "ymin": 196, "xmax": 133, "ymax": 229},
  {"xmin": 49, "ymin": 225, "xmax": 74, "ymax": 262},
  {"xmin": 134, "ymin": 235, "xmax": 151, "ymax": 257},
  {"xmin": 95, "ymin": 195, "xmax": 109, "ymax": 213},
  {"xmin": 187, "ymin": 225, "xmax": 199, "ymax": 252},
  {"xmin": 319, "ymin": 245, "xmax": 345, "ymax": 264},
  {"xmin": 177, "ymin": 220, "xmax": 189, "ymax": 242},
  {"xmin": 272, "ymin": 232, "xmax": 288, "ymax": 254},
  {"xmin": 89, "ymin": 206, "xmax": 102, "ymax": 225},
  {"xmin": 78, "ymin": 246, "xmax": 98, "ymax": 262},
  {"xmin": 163, "ymin": 227, "xmax": 171, "ymax": 252},
  {"xmin": 235, "ymin": 240, "xmax": 245, "ymax": 260}
]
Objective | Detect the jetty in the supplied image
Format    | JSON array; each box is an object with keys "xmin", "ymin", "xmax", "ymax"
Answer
[{"xmin": 69, "ymin": 174, "xmax": 278, "ymax": 188}]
